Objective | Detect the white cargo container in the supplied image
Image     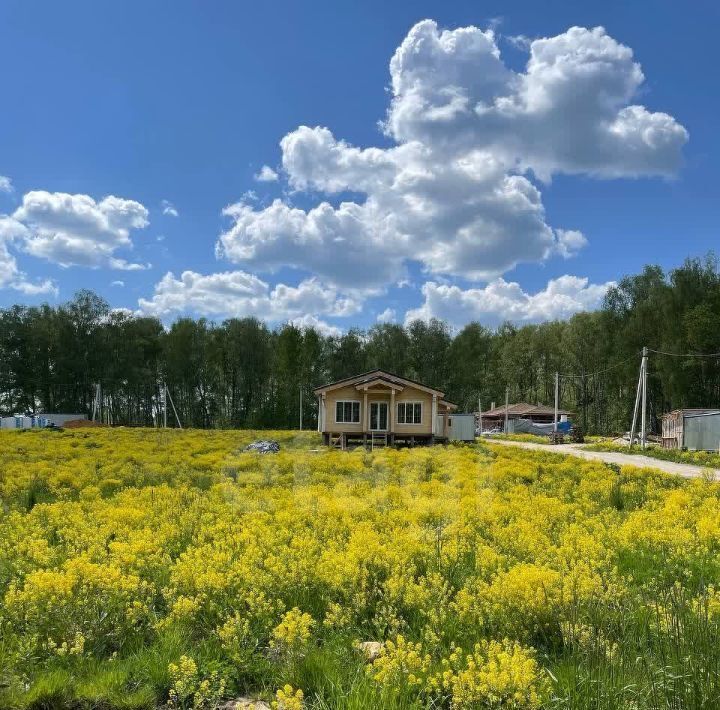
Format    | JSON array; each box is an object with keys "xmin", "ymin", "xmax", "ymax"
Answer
[
  {"xmin": 447, "ymin": 413, "xmax": 476, "ymax": 442},
  {"xmin": 0, "ymin": 413, "xmax": 87, "ymax": 429},
  {"xmin": 39, "ymin": 413, "xmax": 87, "ymax": 427}
]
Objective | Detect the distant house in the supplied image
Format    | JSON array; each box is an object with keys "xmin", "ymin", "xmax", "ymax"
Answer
[
  {"xmin": 662, "ymin": 409, "xmax": 720, "ymax": 450},
  {"xmin": 478, "ymin": 402, "xmax": 572, "ymax": 431},
  {"xmin": 314, "ymin": 370, "xmax": 457, "ymax": 448},
  {"xmin": 0, "ymin": 413, "xmax": 87, "ymax": 430}
]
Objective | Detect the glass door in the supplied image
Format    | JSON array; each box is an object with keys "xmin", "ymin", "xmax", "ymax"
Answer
[{"xmin": 370, "ymin": 402, "xmax": 388, "ymax": 431}]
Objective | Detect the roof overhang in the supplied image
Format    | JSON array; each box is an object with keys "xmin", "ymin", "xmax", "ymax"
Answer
[
  {"xmin": 355, "ymin": 378, "xmax": 404, "ymax": 391},
  {"xmin": 314, "ymin": 369, "xmax": 445, "ymax": 397}
]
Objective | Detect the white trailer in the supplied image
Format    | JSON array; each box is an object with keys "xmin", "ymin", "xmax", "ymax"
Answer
[{"xmin": 447, "ymin": 414, "xmax": 476, "ymax": 442}]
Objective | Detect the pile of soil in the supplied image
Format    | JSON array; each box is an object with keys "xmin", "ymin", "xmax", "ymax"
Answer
[{"xmin": 63, "ymin": 419, "xmax": 106, "ymax": 428}]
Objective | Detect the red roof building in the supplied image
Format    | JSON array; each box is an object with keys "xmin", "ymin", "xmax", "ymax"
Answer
[{"xmin": 477, "ymin": 402, "xmax": 573, "ymax": 427}]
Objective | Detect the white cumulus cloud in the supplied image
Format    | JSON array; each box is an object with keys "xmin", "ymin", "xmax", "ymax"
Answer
[
  {"xmin": 376, "ymin": 307, "xmax": 396, "ymax": 323},
  {"xmin": 254, "ymin": 165, "xmax": 279, "ymax": 182},
  {"xmin": 290, "ymin": 314, "xmax": 342, "ymax": 337},
  {"xmin": 0, "ymin": 176, "xmax": 13, "ymax": 193},
  {"xmin": 385, "ymin": 22, "xmax": 687, "ymax": 179},
  {"xmin": 555, "ymin": 229, "xmax": 588, "ymax": 258},
  {"xmin": 0, "ymin": 215, "xmax": 57, "ymax": 295},
  {"xmin": 405, "ymin": 274, "xmax": 614, "ymax": 328},
  {"xmin": 138, "ymin": 269, "xmax": 360, "ymax": 324},
  {"xmin": 217, "ymin": 20, "xmax": 685, "ymax": 294},
  {"xmin": 12, "ymin": 191, "xmax": 150, "ymax": 270},
  {"xmin": 161, "ymin": 199, "xmax": 179, "ymax": 217}
]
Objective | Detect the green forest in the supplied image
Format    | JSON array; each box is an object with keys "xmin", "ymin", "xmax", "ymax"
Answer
[{"xmin": 1, "ymin": 255, "xmax": 719, "ymax": 435}]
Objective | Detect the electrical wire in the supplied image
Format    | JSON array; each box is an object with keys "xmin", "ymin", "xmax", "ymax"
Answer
[
  {"xmin": 647, "ymin": 348, "xmax": 720, "ymax": 358},
  {"xmin": 558, "ymin": 352, "xmax": 641, "ymax": 380}
]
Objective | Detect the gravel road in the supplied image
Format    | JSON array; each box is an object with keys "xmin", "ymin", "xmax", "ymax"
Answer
[{"xmin": 486, "ymin": 439, "xmax": 718, "ymax": 480}]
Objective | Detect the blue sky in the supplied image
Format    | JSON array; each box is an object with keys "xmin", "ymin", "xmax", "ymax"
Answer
[{"xmin": 0, "ymin": 0, "xmax": 717, "ymax": 334}]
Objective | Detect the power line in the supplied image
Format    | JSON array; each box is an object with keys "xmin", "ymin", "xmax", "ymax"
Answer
[
  {"xmin": 647, "ymin": 348, "xmax": 720, "ymax": 358},
  {"xmin": 557, "ymin": 352, "xmax": 641, "ymax": 380}
]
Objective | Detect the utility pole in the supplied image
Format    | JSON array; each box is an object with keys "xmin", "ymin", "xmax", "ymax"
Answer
[
  {"xmin": 165, "ymin": 386, "xmax": 182, "ymax": 429},
  {"xmin": 478, "ymin": 396, "xmax": 482, "ymax": 435},
  {"xmin": 504, "ymin": 387, "xmax": 509, "ymax": 433},
  {"xmin": 628, "ymin": 347, "xmax": 648, "ymax": 448},
  {"xmin": 162, "ymin": 383, "xmax": 168, "ymax": 428},
  {"xmin": 92, "ymin": 383, "xmax": 101, "ymax": 423},
  {"xmin": 629, "ymin": 360, "xmax": 642, "ymax": 447},
  {"xmin": 641, "ymin": 346, "xmax": 648, "ymax": 449},
  {"xmin": 299, "ymin": 386, "xmax": 303, "ymax": 431},
  {"xmin": 554, "ymin": 372, "xmax": 559, "ymax": 433}
]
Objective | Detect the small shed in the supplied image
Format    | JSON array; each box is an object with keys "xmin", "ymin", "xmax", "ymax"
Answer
[
  {"xmin": 446, "ymin": 413, "xmax": 476, "ymax": 442},
  {"xmin": 662, "ymin": 409, "xmax": 720, "ymax": 450}
]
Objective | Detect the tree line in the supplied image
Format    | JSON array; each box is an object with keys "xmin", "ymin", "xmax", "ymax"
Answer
[{"xmin": 1, "ymin": 255, "xmax": 719, "ymax": 434}]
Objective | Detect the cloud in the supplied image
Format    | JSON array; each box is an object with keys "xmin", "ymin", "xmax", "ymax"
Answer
[
  {"xmin": 10, "ymin": 278, "xmax": 58, "ymax": 296},
  {"xmin": 161, "ymin": 199, "xmax": 179, "ymax": 217},
  {"xmin": 0, "ymin": 216, "xmax": 57, "ymax": 295},
  {"xmin": 376, "ymin": 307, "xmax": 396, "ymax": 323},
  {"xmin": 218, "ymin": 21, "xmax": 684, "ymax": 293},
  {"xmin": 220, "ymin": 128, "xmax": 576, "ymax": 286},
  {"xmin": 555, "ymin": 229, "xmax": 587, "ymax": 258},
  {"xmin": 110, "ymin": 307, "xmax": 134, "ymax": 318},
  {"xmin": 405, "ymin": 274, "xmax": 614, "ymax": 328},
  {"xmin": 254, "ymin": 165, "xmax": 279, "ymax": 182},
  {"xmin": 290, "ymin": 314, "xmax": 342, "ymax": 337},
  {"xmin": 138, "ymin": 269, "xmax": 360, "ymax": 323},
  {"xmin": 0, "ymin": 176, "xmax": 13, "ymax": 193},
  {"xmin": 385, "ymin": 22, "xmax": 687, "ymax": 180},
  {"xmin": 12, "ymin": 191, "xmax": 149, "ymax": 270},
  {"xmin": 111, "ymin": 280, "xmax": 125, "ymax": 287},
  {"xmin": 218, "ymin": 197, "xmax": 405, "ymax": 289}
]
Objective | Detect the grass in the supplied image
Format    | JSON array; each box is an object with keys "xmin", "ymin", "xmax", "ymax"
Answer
[
  {"xmin": 587, "ymin": 440, "xmax": 720, "ymax": 469},
  {"xmin": 485, "ymin": 432, "xmax": 551, "ymax": 444},
  {"xmin": 2, "ymin": 428, "xmax": 720, "ymax": 708}
]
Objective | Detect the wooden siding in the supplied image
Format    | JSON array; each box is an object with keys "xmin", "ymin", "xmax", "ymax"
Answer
[
  {"xmin": 393, "ymin": 388, "xmax": 433, "ymax": 435},
  {"xmin": 322, "ymin": 382, "xmax": 437, "ymax": 436},
  {"xmin": 323, "ymin": 385, "xmax": 364, "ymax": 434}
]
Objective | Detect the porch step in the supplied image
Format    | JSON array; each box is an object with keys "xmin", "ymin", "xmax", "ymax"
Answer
[
  {"xmin": 370, "ymin": 432, "xmax": 388, "ymax": 450},
  {"xmin": 330, "ymin": 433, "xmax": 346, "ymax": 450}
]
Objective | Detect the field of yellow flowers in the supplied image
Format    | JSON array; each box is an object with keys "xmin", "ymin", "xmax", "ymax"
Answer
[{"xmin": 2, "ymin": 428, "xmax": 720, "ymax": 709}]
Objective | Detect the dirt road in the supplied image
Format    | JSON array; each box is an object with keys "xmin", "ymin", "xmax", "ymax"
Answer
[{"xmin": 486, "ymin": 439, "xmax": 718, "ymax": 480}]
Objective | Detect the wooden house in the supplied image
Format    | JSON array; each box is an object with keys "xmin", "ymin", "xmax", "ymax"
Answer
[{"xmin": 314, "ymin": 370, "xmax": 457, "ymax": 448}]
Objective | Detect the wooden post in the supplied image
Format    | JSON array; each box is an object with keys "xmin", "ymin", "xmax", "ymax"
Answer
[
  {"xmin": 363, "ymin": 391, "xmax": 368, "ymax": 433},
  {"xmin": 390, "ymin": 389, "xmax": 395, "ymax": 434},
  {"xmin": 504, "ymin": 388, "xmax": 509, "ymax": 433},
  {"xmin": 432, "ymin": 394, "xmax": 438, "ymax": 439}
]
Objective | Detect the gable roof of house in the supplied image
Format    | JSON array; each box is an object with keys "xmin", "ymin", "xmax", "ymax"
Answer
[
  {"xmin": 479, "ymin": 402, "xmax": 573, "ymax": 417},
  {"xmin": 313, "ymin": 369, "xmax": 446, "ymax": 397}
]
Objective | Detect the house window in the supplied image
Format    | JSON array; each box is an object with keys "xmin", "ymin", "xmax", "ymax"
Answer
[
  {"xmin": 335, "ymin": 400, "xmax": 360, "ymax": 423},
  {"xmin": 397, "ymin": 401, "xmax": 422, "ymax": 424}
]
